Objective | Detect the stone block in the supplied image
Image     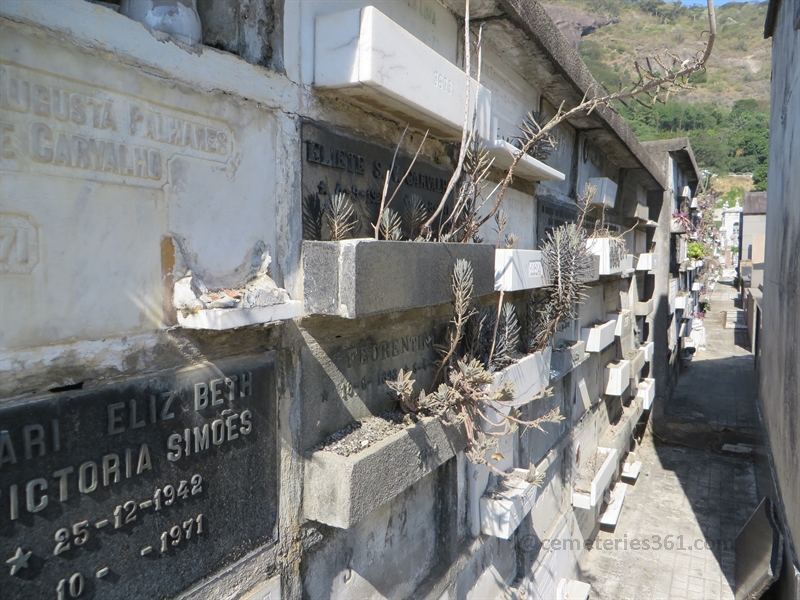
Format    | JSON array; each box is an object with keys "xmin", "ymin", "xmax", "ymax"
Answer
[
  {"xmin": 484, "ymin": 139, "xmax": 564, "ymax": 182},
  {"xmin": 494, "ymin": 249, "xmax": 546, "ymax": 292},
  {"xmin": 627, "ymin": 348, "xmax": 646, "ymax": 376},
  {"xmin": 599, "ymin": 481, "xmax": 627, "ymax": 527},
  {"xmin": 479, "ymin": 469, "xmax": 538, "ymax": 539},
  {"xmin": 637, "ymin": 378, "xmax": 656, "ymax": 410},
  {"xmin": 302, "ymin": 240, "xmax": 495, "ymax": 318},
  {"xmin": 642, "ymin": 341, "xmax": 654, "ymax": 362},
  {"xmin": 636, "ymin": 252, "xmax": 657, "ymax": 271},
  {"xmin": 303, "ymin": 416, "xmax": 466, "ymax": 528},
  {"xmin": 314, "ymin": 6, "xmax": 491, "ymax": 140},
  {"xmin": 635, "ymin": 298, "xmax": 654, "ymax": 316},
  {"xmin": 581, "ymin": 319, "xmax": 616, "ymax": 353},
  {"xmin": 490, "ymin": 348, "xmax": 552, "ymax": 406},
  {"xmin": 604, "ymin": 360, "xmax": 631, "ymax": 396},
  {"xmin": 551, "ymin": 340, "xmax": 586, "ymax": 377},
  {"xmin": 587, "ymin": 177, "xmax": 617, "ymax": 208},
  {"xmin": 586, "ymin": 238, "xmax": 625, "ymax": 275},
  {"xmin": 607, "ymin": 309, "xmax": 632, "ymax": 337},
  {"xmin": 572, "ymin": 447, "xmax": 618, "ymax": 510}
]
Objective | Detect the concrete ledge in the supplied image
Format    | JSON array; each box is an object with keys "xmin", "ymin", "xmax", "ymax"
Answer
[
  {"xmin": 303, "ymin": 416, "xmax": 466, "ymax": 528},
  {"xmin": 635, "ymin": 298, "xmax": 654, "ymax": 316},
  {"xmin": 573, "ymin": 447, "xmax": 618, "ymax": 510},
  {"xmin": 600, "ymin": 398, "xmax": 644, "ymax": 454},
  {"xmin": 494, "ymin": 249, "xmax": 546, "ymax": 292},
  {"xmin": 586, "ymin": 238, "xmax": 624, "ymax": 276},
  {"xmin": 581, "ymin": 319, "xmax": 616, "ymax": 352},
  {"xmin": 302, "ymin": 240, "xmax": 495, "ymax": 318},
  {"xmin": 177, "ymin": 302, "xmax": 302, "ymax": 330},
  {"xmin": 491, "ymin": 348, "xmax": 552, "ymax": 406},
  {"xmin": 551, "ymin": 340, "xmax": 586, "ymax": 378}
]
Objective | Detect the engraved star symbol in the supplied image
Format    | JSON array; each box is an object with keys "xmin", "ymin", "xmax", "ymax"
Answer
[{"xmin": 6, "ymin": 546, "xmax": 32, "ymax": 576}]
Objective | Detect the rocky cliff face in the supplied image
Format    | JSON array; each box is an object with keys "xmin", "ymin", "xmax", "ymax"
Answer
[{"xmin": 541, "ymin": 4, "xmax": 618, "ymax": 49}]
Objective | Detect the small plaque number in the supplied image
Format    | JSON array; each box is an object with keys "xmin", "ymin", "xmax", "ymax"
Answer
[{"xmin": 528, "ymin": 261, "xmax": 543, "ymax": 278}]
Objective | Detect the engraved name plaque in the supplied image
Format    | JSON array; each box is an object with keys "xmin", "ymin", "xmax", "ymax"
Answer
[
  {"xmin": 301, "ymin": 122, "xmax": 454, "ymax": 240},
  {"xmin": 0, "ymin": 356, "xmax": 276, "ymax": 599}
]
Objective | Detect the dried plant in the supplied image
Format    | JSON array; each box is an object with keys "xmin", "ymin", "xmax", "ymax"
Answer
[
  {"xmin": 404, "ymin": 194, "xmax": 428, "ymax": 240},
  {"xmin": 379, "ymin": 207, "xmax": 403, "ymax": 240},
  {"xmin": 302, "ymin": 193, "xmax": 323, "ymax": 241},
  {"xmin": 526, "ymin": 193, "xmax": 595, "ymax": 353},
  {"xmin": 324, "ymin": 192, "xmax": 356, "ymax": 241},
  {"xmin": 494, "ymin": 210, "xmax": 509, "ymax": 248},
  {"xmin": 491, "ymin": 302, "xmax": 521, "ymax": 370},
  {"xmin": 515, "ymin": 111, "xmax": 555, "ymax": 161},
  {"xmin": 422, "ymin": 0, "xmax": 716, "ymax": 235},
  {"xmin": 504, "ymin": 234, "xmax": 520, "ymax": 249},
  {"xmin": 387, "ymin": 259, "xmax": 564, "ymax": 478}
]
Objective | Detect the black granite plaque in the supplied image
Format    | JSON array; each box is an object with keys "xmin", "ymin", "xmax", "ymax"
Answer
[
  {"xmin": 301, "ymin": 122, "xmax": 454, "ymax": 240},
  {"xmin": 537, "ymin": 198, "xmax": 580, "ymax": 244},
  {"xmin": 0, "ymin": 355, "xmax": 276, "ymax": 599}
]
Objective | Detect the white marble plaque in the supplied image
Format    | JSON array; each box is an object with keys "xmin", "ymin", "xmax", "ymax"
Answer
[{"xmin": 0, "ymin": 25, "xmax": 278, "ymax": 349}]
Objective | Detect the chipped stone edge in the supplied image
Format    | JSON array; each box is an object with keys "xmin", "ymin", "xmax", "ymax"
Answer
[{"xmin": 176, "ymin": 301, "xmax": 302, "ymax": 330}]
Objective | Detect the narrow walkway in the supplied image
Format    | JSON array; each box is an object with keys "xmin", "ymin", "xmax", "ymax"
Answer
[{"xmin": 579, "ymin": 285, "xmax": 762, "ymax": 599}]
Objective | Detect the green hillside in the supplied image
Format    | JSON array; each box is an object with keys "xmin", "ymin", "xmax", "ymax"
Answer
[{"xmin": 548, "ymin": 0, "xmax": 771, "ymax": 183}]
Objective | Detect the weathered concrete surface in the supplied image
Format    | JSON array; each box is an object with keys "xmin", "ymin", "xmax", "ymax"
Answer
[
  {"xmin": 303, "ymin": 417, "xmax": 466, "ymax": 529},
  {"xmin": 763, "ymin": 0, "xmax": 800, "ymax": 587},
  {"xmin": 302, "ymin": 240, "xmax": 495, "ymax": 318}
]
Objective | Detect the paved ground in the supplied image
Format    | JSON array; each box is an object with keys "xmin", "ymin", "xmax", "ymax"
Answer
[
  {"xmin": 579, "ymin": 284, "xmax": 762, "ymax": 599},
  {"xmin": 666, "ymin": 285, "xmax": 759, "ymax": 430}
]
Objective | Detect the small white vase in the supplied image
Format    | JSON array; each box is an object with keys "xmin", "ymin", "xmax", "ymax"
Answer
[{"xmin": 121, "ymin": 0, "xmax": 202, "ymax": 46}]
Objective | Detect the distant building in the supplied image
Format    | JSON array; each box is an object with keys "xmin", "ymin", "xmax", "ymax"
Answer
[
  {"xmin": 719, "ymin": 201, "xmax": 743, "ymax": 268},
  {"xmin": 739, "ymin": 191, "xmax": 768, "ymax": 290}
]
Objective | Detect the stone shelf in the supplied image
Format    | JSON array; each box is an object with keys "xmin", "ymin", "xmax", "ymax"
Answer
[
  {"xmin": 601, "ymin": 399, "xmax": 644, "ymax": 452},
  {"xmin": 494, "ymin": 249, "xmax": 547, "ymax": 292},
  {"xmin": 635, "ymin": 299, "xmax": 654, "ymax": 316},
  {"xmin": 621, "ymin": 460, "xmax": 642, "ymax": 482},
  {"xmin": 484, "ymin": 139, "xmax": 565, "ymax": 182},
  {"xmin": 314, "ymin": 6, "xmax": 491, "ymax": 140},
  {"xmin": 679, "ymin": 318, "xmax": 694, "ymax": 337},
  {"xmin": 581, "ymin": 319, "xmax": 616, "ymax": 353},
  {"xmin": 303, "ymin": 416, "xmax": 466, "ymax": 529},
  {"xmin": 580, "ymin": 255, "xmax": 602, "ymax": 284},
  {"xmin": 620, "ymin": 254, "xmax": 636, "ymax": 278},
  {"xmin": 302, "ymin": 240, "xmax": 495, "ymax": 318},
  {"xmin": 586, "ymin": 238, "xmax": 625, "ymax": 276},
  {"xmin": 636, "ymin": 253, "xmax": 657, "ymax": 271},
  {"xmin": 572, "ymin": 447, "xmax": 619, "ymax": 510},
  {"xmin": 479, "ymin": 468, "xmax": 538, "ymax": 539},
  {"xmin": 587, "ymin": 177, "xmax": 617, "ymax": 208},
  {"xmin": 551, "ymin": 340, "xmax": 586, "ymax": 378},
  {"xmin": 642, "ymin": 341, "xmax": 655, "ymax": 363},
  {"xmin": 489, "ymin": 347, "xmax": 552, "ymax": 408},
  {"xmin": 177, "ymin": 301, "xmax": 302, "ymax": 330},
  {"xmin": 627, "ymin": 348, "xmax": 645, "ymax": 378},
  {"xmin": 599, "ymin": 481, "xmax": 628, "ymax": 527},
  {"xmin": 556, "ymin": 579, "xmax": 592, "ymax": 600},
  {"xmin": 606, "ymin": 309, "xmax": 632, "ymax": 337},
  {"xmin": 637, "ymin": 377, "xmax": 656, "ymax": 410},
  {"xmin": 675, "ymin": 293, "xmax": 693, "ymax": 312},
  {"xmin": 604, "ymin": 360, "xmax": 631, "ymax": 396}
]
